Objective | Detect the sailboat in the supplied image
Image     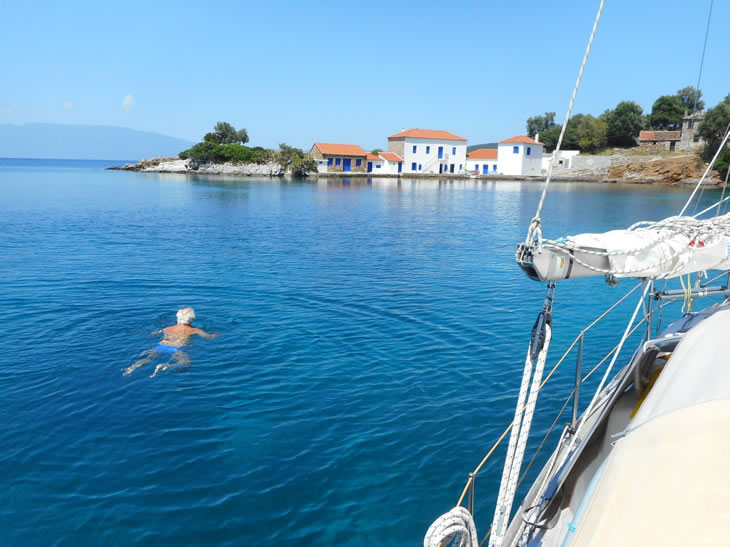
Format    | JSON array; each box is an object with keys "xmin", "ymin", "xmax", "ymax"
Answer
[{"xmin": 424, "ymin": 1, "xmax": 730, "ymax": 545}]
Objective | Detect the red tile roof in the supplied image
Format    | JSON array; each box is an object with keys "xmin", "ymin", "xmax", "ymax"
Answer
[
  {"xmin": 387, "ymin": 129, "xmax": 467, "ymax": 142},
  {"xmin": 500, "ymin": 136, "xmax": 543, "ymax": 145},
  {"xmin": 366, "ymin": 153, "xmax": 382, "ymax": 161},
  {"xmin": 639, "ymin": 130, "xmax": 680, "ymax": 142},
  {"xmin": 467, "ymin": 148, "xmax": 498, "ymax": 160},
  {"xmin": 379, "ymin": 152, "xmax": 403, "ymax": 162},
  {"xmin": 313, "ymin": 143, "xmax": 367, "ymax": 156}
]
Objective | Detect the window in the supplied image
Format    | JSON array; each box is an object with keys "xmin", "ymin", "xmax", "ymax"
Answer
[
  {"xmin": 527, "ymin": 147, "xmax": 531, "ymax": 156},
  {"xmin": 376, "ymin": 164, "xmax": 381, "ymax": 168},
  {"xmin": 459, "ymin": 164, "xmax": 462, "ymax": 171},
  {"xmin": 513, "ymin": 146, "xmax": 519, "ymax": 154},
  {"xmin": 328, "ymin": 158, "xmax": 333, "ymax": 166},
  {"xmin": 412, "ymin": 162, "xmax": 417, "ymax": 171},
  {"xmin": 483, "ymin": 164, "xmax": 488, "ymax": 172},
  {"xmin": 452, "ymin": 147, "xmax": 456, "ymax": 155},
  {"xmin": 493, "ymin": 165, "xmax": 497, "ymax": 172},
  {"xmin": 336, "ymin": 158, "xmax": 341, "ymax": 166},
  {"xmin": 419, "ymin": 164, "xmax": 422, "ymax": 171},
  {"xmin": 356, "ymin": 158, "xmax": 362, "ymax": 167},
  {"xmin": 413, "ymin": 145, "xmax": 417, "ymax": 153},
  {"xmin": 426, "ymin": 146, "xmax": 430, "ymax": 154}
]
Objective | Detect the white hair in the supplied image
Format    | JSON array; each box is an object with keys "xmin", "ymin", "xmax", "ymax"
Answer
[{"xmin": 176, "ymin": 308, "xmax": 195, "ymax": 325}]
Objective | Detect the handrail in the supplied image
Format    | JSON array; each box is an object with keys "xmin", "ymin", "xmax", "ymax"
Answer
[
  {"xmin": 455, "ymin": 281, "xmax": 643, "ymax": 507},
  {"xmin": 455, "ymin": 293, "xmax": 680, "ymax": 547}
]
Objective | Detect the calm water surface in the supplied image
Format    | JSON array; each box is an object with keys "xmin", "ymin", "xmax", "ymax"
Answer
[{"xmin": 0, "ymin": 160, "xmax": 718, "ymax": 545}]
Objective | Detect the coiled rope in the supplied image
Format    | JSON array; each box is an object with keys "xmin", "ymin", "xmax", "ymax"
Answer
[{"xmin": 424, "ymin": 506, "xmax": 478, "ymax": 547}]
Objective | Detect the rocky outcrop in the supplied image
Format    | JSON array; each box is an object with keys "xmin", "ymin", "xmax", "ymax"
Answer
[
  {"xmin": 606, "ymin": 154, "xmax": 715, "ymax": 184},
  {"xmin": 109, "ymin": 157, "xmax": 285, "ymax": 176}
]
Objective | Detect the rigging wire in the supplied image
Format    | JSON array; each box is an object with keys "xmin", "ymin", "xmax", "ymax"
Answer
[
  {"xmin": 688, "ymin": 0, "xmax": 714, "ymax": 215},
  {"xmin": 526, "ymin": 0, "xmax": 605, "ymax": 247}
]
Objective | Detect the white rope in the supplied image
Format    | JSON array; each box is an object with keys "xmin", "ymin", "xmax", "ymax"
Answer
[
  {"xmin": 424, "ymin": 506, "xmax": 478, "ymax": 547},
  {"xmin": 490, "ymin": 323, "xmax": 552, "ymax": 547},
  {"xmin": 526, "ymin": 0, "xmax": 605, "ymax": 247}
]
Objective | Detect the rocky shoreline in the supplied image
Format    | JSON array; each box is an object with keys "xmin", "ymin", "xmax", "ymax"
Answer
[
  {"xmin": 109, "ymin": 157, "xmax": 285, "ymax": 176},
  {"xmin": 109, "ymin": 155, "xmax": 720, "ymax": 185}
]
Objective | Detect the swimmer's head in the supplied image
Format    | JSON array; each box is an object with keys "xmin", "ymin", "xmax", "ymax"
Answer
[{"xmin": 176, "ymin": 307, "xmax": 195, "ymax": 325}]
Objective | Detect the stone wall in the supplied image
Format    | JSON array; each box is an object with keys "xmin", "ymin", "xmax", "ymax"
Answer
[{"xmin": 638, "ymin": 141, "xmax": 672, "ymax": 154}]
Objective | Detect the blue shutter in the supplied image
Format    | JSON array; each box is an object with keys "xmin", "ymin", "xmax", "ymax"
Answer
[
  {"xmin": 513, "ymin": 146, "xmax": 519, "ymax": 154},
  {"xmin": 452, "ymin": 146, "xmax": 456, "ymax": 155},
  {"xmin": 411, "ymin": 162, "xmax": 417, "ymax": 171},
  {"xmin": 426, "ymin": 146, "xmax": 430, "ymax": 154}
]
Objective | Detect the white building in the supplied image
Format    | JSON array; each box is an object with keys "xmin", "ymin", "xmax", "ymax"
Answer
[
  {"xmin": 387, "ymin": 129, "xmax": 467, "ymax": 175},
  {"xmin": 378, "ymin": 152, "xmax": 403, "ymax": 175},
  {"xmin": 497, "ymin": 136, "xmax": 543, "ymax": 176},
  {"xmin": 366, "ymin": 153, "xmax": 385, "ymax": 173},
  {"xmin": 466, "ymin": 148, "xmax": 498, "ymax": 175},
  {"xmin": 541, "ymin": 150, "xmax": 581, "ymax": 174}
]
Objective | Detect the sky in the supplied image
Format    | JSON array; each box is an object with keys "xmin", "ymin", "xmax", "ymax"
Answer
[{"xmin": 1, "ymin": 0, "xmax": 728, "ymax": 151}]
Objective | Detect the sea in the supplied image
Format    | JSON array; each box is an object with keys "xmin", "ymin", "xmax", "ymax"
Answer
[{"xmin": 1, "ymin": 158, "xmax": 722, "ymax": 545}]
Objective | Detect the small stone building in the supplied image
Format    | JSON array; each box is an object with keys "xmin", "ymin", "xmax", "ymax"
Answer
[
  {"xmin": 638, "ymin": 130, "xmax": 681, "ymax": 153},
  {"xmin": 680, "ymin": 112, "xmax": 704, "ymax": 151},
  {"xmin": 309, "ymin": 143, "xmax": 368, "ymax": 173}
]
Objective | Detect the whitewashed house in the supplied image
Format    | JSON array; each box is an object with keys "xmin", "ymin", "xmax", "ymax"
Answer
[
  {"xmin": 466, "ymin": 148, "xmax": 498, "ymax": 175},
  {"xmin": 379, "ymin": 152, "xmax": 403, "ymax": 175},
  {"xmin": 387, "ymin": 129, "xmax": 467, "ymax": 175},
  {"xmin": 366, "ymin": 153, "xmax": 385, "ymax": 173},
  {"xmin": 497, "ymin": 136, "xmax": 543, "ymax": 176},
  {"xmin": 541, "ymin": 150, "xmax": 581, "ymax": 174}
]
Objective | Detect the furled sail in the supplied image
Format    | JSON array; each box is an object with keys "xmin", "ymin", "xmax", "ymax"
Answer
[{"xmin": 517, "ymin": 213, "xmax": 730, "ymax": 281}]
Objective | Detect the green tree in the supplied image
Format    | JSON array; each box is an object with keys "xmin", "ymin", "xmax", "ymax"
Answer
[
  {"xmin": 650, "ymin": 95, "xmax": 684, "ymax": 130},
  {"xmin": 677, "ymin": 86, "xmax": 704, "ymax": 113},
  {"xmin": 526, "ymin": 112, "xmax": 556, "ymax": 139},
  {"xmin": 698, "ymin": 95, "xmax": 730, "ymax": 161},
  {"xmin": 605, "ymin": 101, "xmax": 645, "ymax": 147},
  {"xmin": 277, "ymin": 143, "xmax": 316, "ymax": 175},
  {"xmin": 212, "ymin": 121, "xmax": 249, "ymax": 145},
  {"xmin": 575, "ymin": 114, "xmax": 607, "ymax": 153},
  {"xmin": 203, "ymin": 132, "xmax": 221, "ymax": 144}
]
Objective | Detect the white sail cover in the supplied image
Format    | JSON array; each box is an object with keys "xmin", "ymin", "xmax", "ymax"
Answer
[
  {"xmin": 568, "ymin": 308, "xmax": 730, "ymax": 545},
  {"xmin": 527, "ymin": 213, "xmax": 730, "ymax": 281},
  {"xmin": 568, "ymin": 228, "xmax": 730, "ymax": 279}
]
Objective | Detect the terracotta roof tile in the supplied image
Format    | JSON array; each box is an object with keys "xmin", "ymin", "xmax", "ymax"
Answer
[
  {"xmin": 499, "ymin": 136, "xmax": 543, "ymax": 145},
  {"xmin": 467, "ymin": 149, "xmax": 498, "ymax": 160},
  {"xmin": 639, "ymin": 130, "xmax": 680, "ymax": 141},
  {"xmin": 313, "ymin": 143, "xmax": 367, "ymax": 156},
  {"xmin": 379, "ymin": 152, "xmax": 403, "ymax": 162},
  {"xmin": 366, "ymin": 153, "xmax": 382, "ymax": 161},
  {"xmin": 387, "ymin": 129, "xmax": 467, "ymax": 142}
]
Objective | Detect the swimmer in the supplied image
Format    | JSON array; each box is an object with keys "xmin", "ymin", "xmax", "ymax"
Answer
[{"xmin": 124, "ymin": 307, "xmax": 217, "ymax": 377}]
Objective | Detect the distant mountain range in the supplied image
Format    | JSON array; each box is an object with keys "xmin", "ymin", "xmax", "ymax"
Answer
[
  {"xmin": 467, "ymin": 143, "xmax": 498, "ymax": 153},
  {"xmin": 0, "ymin": 123, "xmax": 194, "ymax": 161}
]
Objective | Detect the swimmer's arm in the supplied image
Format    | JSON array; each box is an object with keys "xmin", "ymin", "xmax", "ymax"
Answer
[{"xmin": 193, "ymin": 328, "xmax": 218, "ymax": 339}]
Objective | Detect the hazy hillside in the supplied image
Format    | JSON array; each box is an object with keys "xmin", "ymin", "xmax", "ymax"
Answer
[
  {"xmin": 467, "ymin": 143, "xmax": 498, "ymax": 153},
  {"xmin": 0, "ymin": 123, "xmax": 193, "ymax": 161}
]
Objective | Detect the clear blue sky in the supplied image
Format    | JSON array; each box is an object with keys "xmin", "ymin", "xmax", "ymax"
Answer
[{"xmin": 2, "ymin": 0, "xmax": 728, "ymax": 150}]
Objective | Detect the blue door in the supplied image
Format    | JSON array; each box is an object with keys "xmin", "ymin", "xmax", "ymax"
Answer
[
  {"xmin": 398, "ymin": 163, "xmax": 402, "ymax": 173},
  {"xmin": 343, "ymin": 158, "xmax": 351, "ymax": 172},
  {"xmin": 438, "ymin": 146, "xmax": 443, "ymax": 159},
  {"xmin": 367, "ymin": 162, "xmax": 372, "ymax": 173}
]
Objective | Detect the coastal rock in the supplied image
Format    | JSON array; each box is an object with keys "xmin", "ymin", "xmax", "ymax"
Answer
[
  {"xmin": 109, "ymin": 157, "xmax": 285, "ymax": 176},
  {"xmin": 143, "ymin": 158, "xmax": 191, "ymax": 172},
  {"xmin": 195, "ymin": 161, "xmax": 284, "ymax": 176}
]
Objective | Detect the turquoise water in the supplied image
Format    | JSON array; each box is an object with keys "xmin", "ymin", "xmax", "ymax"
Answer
[{"xmin": 0, "ymin": 160, "xmax": 719, "ymax": 545}]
